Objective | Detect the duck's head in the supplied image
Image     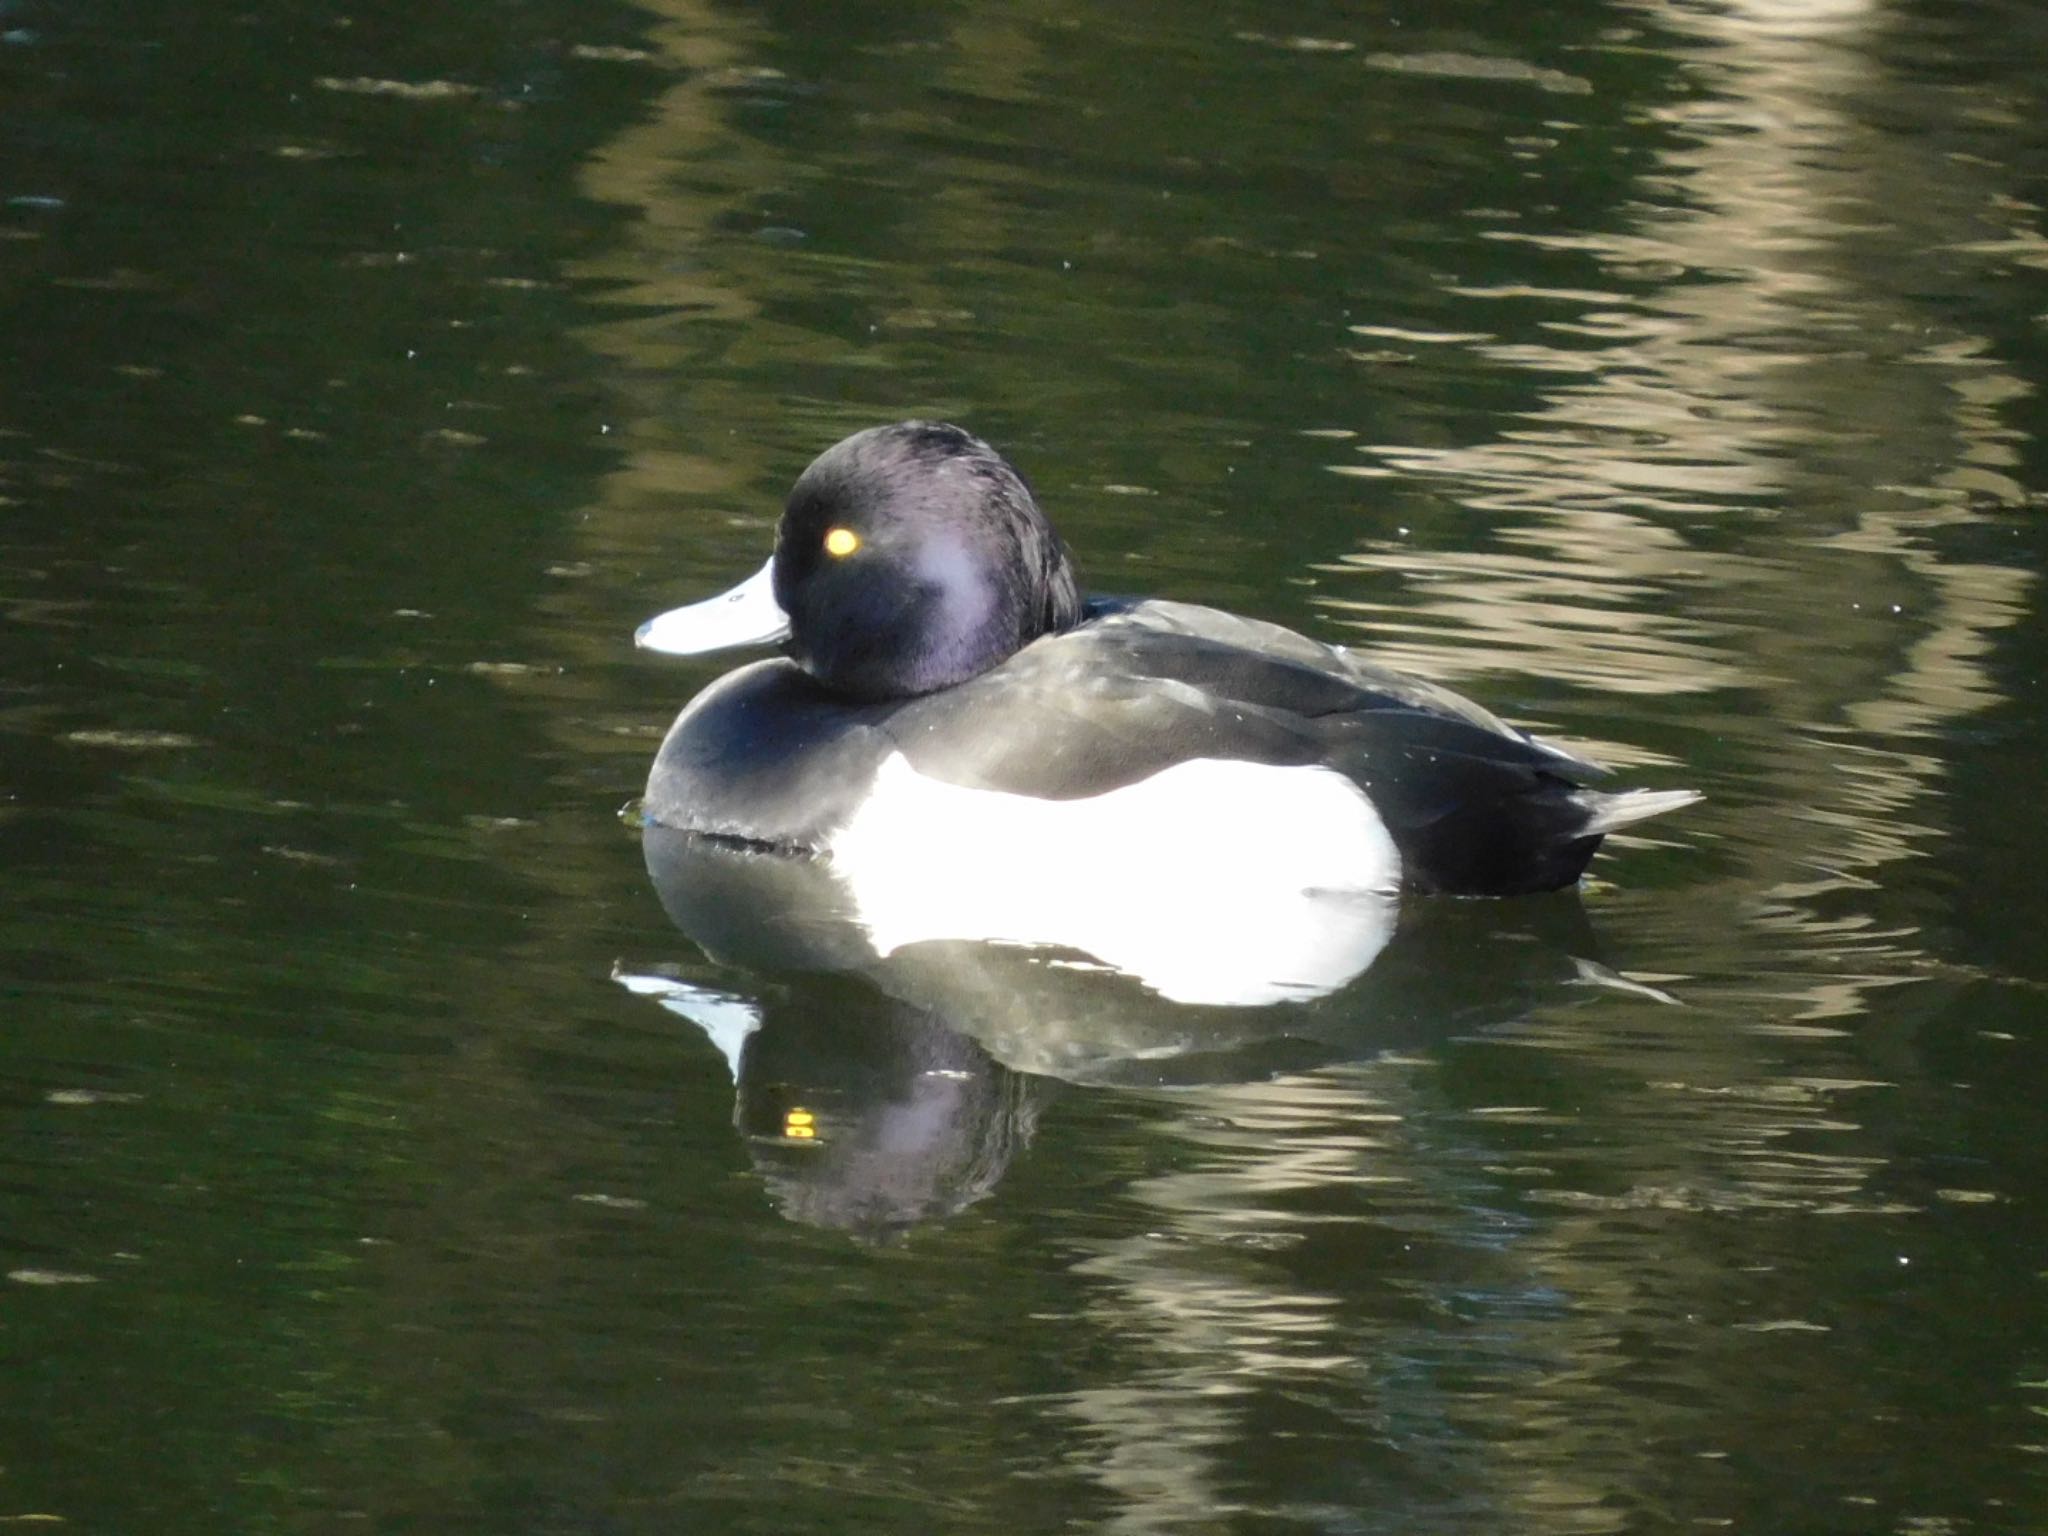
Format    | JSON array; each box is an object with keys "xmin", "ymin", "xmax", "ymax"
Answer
[{"xmin": 637, "ymin": 421, "xmax": 1085, "ymax": 701}]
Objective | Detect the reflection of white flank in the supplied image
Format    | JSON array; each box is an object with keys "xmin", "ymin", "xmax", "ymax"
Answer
[
  {"xmin": 611, "ymin": 967, "xmax": 761, "ymax": 1081},
  {"xmin": 826, "ymin": 753, "xmax": 1401, "ymax": 1008}
]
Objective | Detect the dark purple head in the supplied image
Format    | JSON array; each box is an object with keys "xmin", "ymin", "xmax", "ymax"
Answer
[{"xmin": 770, "ymin": 422, "xmax": 1084, "ymax": 700}]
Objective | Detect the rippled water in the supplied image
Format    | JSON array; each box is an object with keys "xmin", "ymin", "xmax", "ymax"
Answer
[{"xmin": 5, "ymin": 0, "xmax": 2047, "ymax": 1531}]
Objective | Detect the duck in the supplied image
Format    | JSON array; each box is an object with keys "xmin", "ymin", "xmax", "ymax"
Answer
[{"xmin": 635, "ymin": 420, "xmax": 1698, "ymax": 899}]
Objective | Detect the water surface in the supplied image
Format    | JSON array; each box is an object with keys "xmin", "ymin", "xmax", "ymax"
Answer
[{"xmin": 5, "ymin": 0, "xmax": 2047, "ymax": 1531}]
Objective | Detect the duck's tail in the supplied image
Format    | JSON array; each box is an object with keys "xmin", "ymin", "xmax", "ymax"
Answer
[{"xmin": 1572, "ymin": 787, "xmax": 1703, "ymax": 836}]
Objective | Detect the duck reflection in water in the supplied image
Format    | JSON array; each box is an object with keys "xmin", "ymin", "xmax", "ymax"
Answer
[
  {"xmin": 620, "ymin": 959, "xmax": 1042, "ymax": 1240},
  {"xmin": 620, "ymin": 826, "xmax": 1632, "ymax": 1239}
]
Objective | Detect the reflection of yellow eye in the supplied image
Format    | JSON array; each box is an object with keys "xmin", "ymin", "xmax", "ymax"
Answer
[{"xmin": 823, "ymin": 527, "xmax": 860, "ymax": 558}]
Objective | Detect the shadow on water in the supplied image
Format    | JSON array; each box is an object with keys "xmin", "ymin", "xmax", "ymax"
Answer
[{"xmin": 624, "ymin": 823, "xmax": 1635, "ymax": 1239}]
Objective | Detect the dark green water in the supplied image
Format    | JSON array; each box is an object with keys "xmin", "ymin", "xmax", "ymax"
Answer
[{"xmin": 5, "ymin": 0, "xmax": 2047, "ymax": 1530}]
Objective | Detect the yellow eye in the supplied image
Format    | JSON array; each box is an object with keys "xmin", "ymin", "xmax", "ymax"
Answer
[
  {"xmin": 783, "ymin": 1107, "xmax": 818, "ymax": 1141},
  {"xmin": 823, "ymin": 527, "xmax": 860, "ymax": 558}
]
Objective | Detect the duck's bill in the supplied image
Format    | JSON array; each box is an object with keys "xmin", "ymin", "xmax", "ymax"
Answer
[{"xmin": 634, "ymin": 558, "xmax": 791, "ymax": 655}]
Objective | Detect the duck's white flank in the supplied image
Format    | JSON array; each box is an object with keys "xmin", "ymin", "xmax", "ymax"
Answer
[{"xmin": 826, "ymin": 753, "xmax": 1402, "ymax": 1006}]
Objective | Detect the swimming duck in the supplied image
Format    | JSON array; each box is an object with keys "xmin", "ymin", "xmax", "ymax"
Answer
[{"xmin": 635, "ymin": 421, "xmax": 1697, "ymax": 898}]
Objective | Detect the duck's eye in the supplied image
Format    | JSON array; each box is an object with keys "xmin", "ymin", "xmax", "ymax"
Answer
[{"xmin": 823, "ymin": 527, "xmax": 861, "ymax": 558}]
